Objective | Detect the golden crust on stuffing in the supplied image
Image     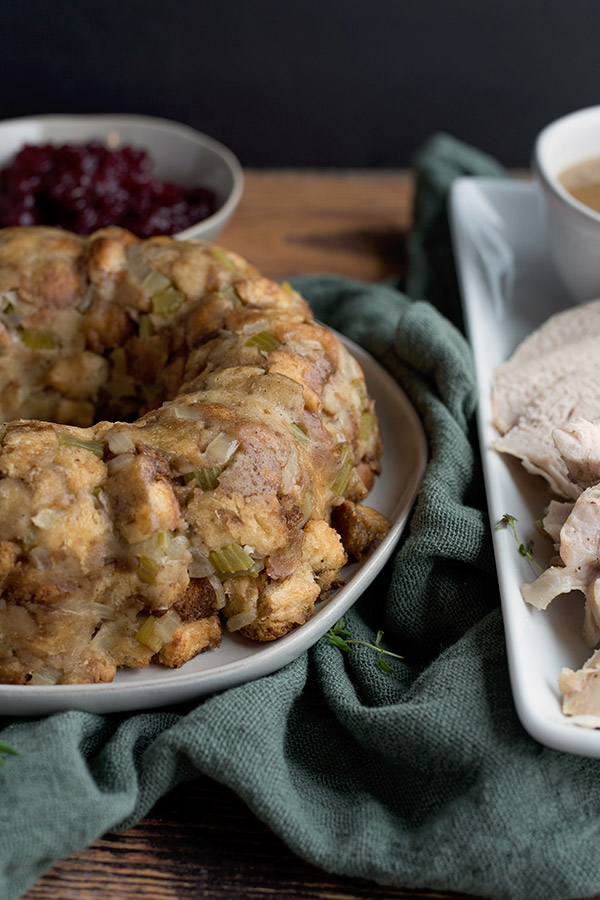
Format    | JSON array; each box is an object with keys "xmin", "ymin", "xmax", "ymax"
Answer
[{"xmin": 0, "ymin": 226, "xmax": 389, "ymax": 684}]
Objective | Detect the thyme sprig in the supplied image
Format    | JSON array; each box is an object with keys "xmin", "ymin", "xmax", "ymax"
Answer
[
  {"xmin": 0, "ymin": 740, "xmax": 19, "ymax": 766},
  {"xmin": 326, "ymin": 617, "xmax": 403, "ymax": 673},
  {"xmin": 494, "ymin": 513, "xmax": 543, "ymax": 571}
]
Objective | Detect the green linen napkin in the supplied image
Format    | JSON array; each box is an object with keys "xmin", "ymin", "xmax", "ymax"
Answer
[{"xmin": 1, "ymin": 134, "xmax": 598, "ymax": 900}]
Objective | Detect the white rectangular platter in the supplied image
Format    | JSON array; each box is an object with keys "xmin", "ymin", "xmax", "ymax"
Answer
[{"xmin": 450, "ymin": 176, "xmax": 600, "ymax": 758}]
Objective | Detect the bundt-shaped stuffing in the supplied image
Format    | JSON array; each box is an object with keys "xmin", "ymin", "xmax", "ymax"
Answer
[{"xmin": 0, "ymin": 226, "xmax": 388, "ymax": 684}]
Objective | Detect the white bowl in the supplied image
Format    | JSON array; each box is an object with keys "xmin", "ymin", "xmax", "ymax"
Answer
[
  {"xmin": 533, "ymin": 105, "xmax": 600, "ymax": 302},
  {"xmin": 0, "ymin": 113, "xmax": 244, "ymax": 242}
]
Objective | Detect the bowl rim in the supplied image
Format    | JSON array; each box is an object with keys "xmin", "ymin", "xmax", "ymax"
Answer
[
  {"xmin": 0, "ymin": 112, "xmax": 245, "ymax": 240},
  {"xmin": 533, "ymin": 104, "xmax": 600, "ymax": 227}
]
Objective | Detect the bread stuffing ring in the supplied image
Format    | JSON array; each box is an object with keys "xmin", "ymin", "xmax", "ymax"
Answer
[{"xmin": 0, "ymin": 226, "xmax": 389, "ymax": 684}]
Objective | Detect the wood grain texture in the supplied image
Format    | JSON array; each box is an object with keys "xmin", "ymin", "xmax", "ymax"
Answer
[
  {"xmin": 23, "ymin": 778, "xmax": 481, "ymax": 900},
  {"xmin": 219, "ymin": 170, "xmax": 413, "ymax": 283},
  {"xmin": 22, "ymin": 171, "xmax": 483, "ymax": 900}
]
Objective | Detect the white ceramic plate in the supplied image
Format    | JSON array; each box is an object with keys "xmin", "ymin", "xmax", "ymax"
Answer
[
  {"xmin": 0, "ymin": 336, "xmax": 426, "ymax": 716},
  {"xmin": 450, "ymin": 176, "xmax": 600, "ymax": 758}
]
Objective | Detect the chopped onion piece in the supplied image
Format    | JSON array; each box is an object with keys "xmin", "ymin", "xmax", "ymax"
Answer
[
  {"xmin": 172, "ymin": 405, "xmax": 203, "ymax": 420},
  {"xmin": 166, "ymin": 534, "xmax": 189, "ymax": 560},
  {"xmin": 207, "ymin": 574, "xmax": 226, "ymax": 609},
  {"xmin": 300, "ymin": 491, "xmax": 314, "ymax": 524},
  {"xmin": 127, "ymin": 246, "xmax": 152, "ymax": 281},
  {"xmin": 107, "ymin": 453, "xmax": 135, "ymax": 474},
  {"xmin": 21, "ymin": 529, "xmax": 37, "ymax": 552},
  {"xmin": 206, "ymin": 432, "xmax": 239, "ymax": 464},
  {"xmin": 138, "ymin": 530, "xmax": 173, "ymax": 561},
  {"xmin": 218, "ymin": 284, "xmax": 241, "ymax": 306},
  {"xmin": 136, "ymin": 610, "xmax": 181, "ymax": 652},
  {"xmin": 142, "ymin": 269, "xmax": 171, "ymax": 295},
  {"xmin": 77, "ymin": 286, "xmax": 95, "ymax": 313},
  {"xmin": 31, "ymin": 508, "xmax": 61, "ymax": 529},
  {"xmin": 28, "ymin": 668, "xmax": 60, "ymax": 685},
  {"xmin": 92, "ymin": 486, "xmax": 107, "ymax": 510},
  {"xmin": 1, "ymin": 290, "xmax": 19, "ymax": 311},
  {"xmin": 226, "ymin": 610, "xmax": 257, "ymax": 632},
  {"xmin": 90, "ymin": 621, "xmax": 119, "ymax": 654},
  {"xmin": 91, "ymin": 602, "xmax": 115, "ymax": 620},
  {"xmin": 29, "ymin": 545, "xmax": 51, "ymax": 571},
  {"xmin": 107, "ymin": 430, "xmax": 136, "ymax": 455},
  {"xmin": 62, "ymin": 596, "xmax": 89, "ymax": 615},
  {"xmin": 189, "ymin": 549, "xmax": 215, "ymax": 578}
]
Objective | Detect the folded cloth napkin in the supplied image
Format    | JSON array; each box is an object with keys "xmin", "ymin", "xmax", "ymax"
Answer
[{"xmin": 2, "ymin": 134, "xmax": 599, "ymax": 900}]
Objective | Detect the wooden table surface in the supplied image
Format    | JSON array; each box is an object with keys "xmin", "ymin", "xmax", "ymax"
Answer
[{"xmin": 22, "ymin": 171, "xmax": 480, "ymax": 900}]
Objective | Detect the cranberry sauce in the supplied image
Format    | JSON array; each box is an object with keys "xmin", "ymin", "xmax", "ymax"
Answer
[{"xmin": 0, "ymin": 142, "xmax": 218, "ymax": 237}]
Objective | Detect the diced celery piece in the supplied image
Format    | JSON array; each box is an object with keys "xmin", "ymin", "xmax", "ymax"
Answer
[
  {"xmin": 136, "ymin": 610, "xmax": 180, "ymax": 652},
  {"xmin": 183, "ymin": 466, "xmax": 225, "ymax": 491},
  {"xmin": 156, "ymin": 531, "xmax": 170, "ymax": 551},
  {"xmin": 22, "ymin": 329, "xmax": 58, "ymax": 350},
  {"xmin": 359, "ymin": 411, "xmax": 373, "ymax": 441},
  {"xmin": 245, "ymin": 331, "xmax": 280, "ymax": 352},
  {"xmin": 58, "ymin": 432, "xmax": 105, "ymax": 458},
  {"xmin": 137, "ymin": 556, "xmax": 161, "ymax": 585},
  {"xmin": 211, "ymin": 247, "xmax": 236, "ymax": 272},
  {"xmin": 331, "ymin": 444, "xmax": 354, "ymax": 497},
  {"xmin": 151, "ymin": 286, "xmax": 184, "ymax": 315},
  {"xmin": 206, "ymin": 432, "xmax": 239, "ymax": 464},
  {"xmin": 290, "ymin": 422, "xmax": 310, "ymax": 449},
  {"xmin": 352, "ymin": 377, "xmax": 367, "ymax": 405},
  {"xmin": 209, "ymin": 543, "xmax": 256, "ymax": 576},
  {"xmin": 138, "ymin": 314, "xmax": 154, "ymax": 338}
]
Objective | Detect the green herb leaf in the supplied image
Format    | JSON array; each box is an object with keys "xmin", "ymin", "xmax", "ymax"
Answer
[
  {"xmin": 0, "ymin": 740, "xmax": 20, "ymax": 765},
  {"xmin": 495, "ymin": 513, "xmax": 542, "ymax": 571},
  {"xmin": 325, "ymin": 620, "xmax": 403, "ymax": 674},
  {"xmin": 328, "ymin": 634, "xmax": 352, "ymax": 652}
]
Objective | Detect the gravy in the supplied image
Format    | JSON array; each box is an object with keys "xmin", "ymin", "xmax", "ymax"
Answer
[{"xmin": 559, "ymin": 156, "xmax": 600, "ymax": 213}]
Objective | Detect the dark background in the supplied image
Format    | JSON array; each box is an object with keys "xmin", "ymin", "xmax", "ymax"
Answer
[{"xmin": 1, "ymin": 0, "xmax": 599, "ymax": 169}]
